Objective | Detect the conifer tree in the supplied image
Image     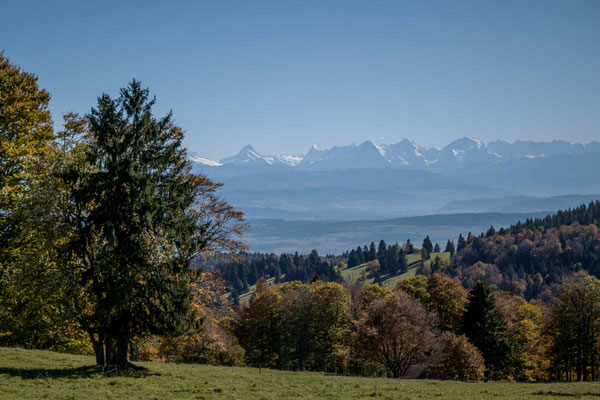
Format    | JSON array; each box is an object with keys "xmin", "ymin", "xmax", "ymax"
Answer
[
  {"xmin": 377, "ymin": 240, "xmax": 387, "ymax": 271},
  {"xmin": 356, "ymin": 246, "xmax": 365, "ymax": 264},
  {"xmin": 369, "ymin": 242, "xmax": 377, "ymax": 261},
  {"xmin": 445, "ymin": 239, "xmax": 455, "ymax": 256},
  {"xmin": 348, "ymin": 249, "xmax": 360, "ymax": 268},
  {"xmin": 65, "ymin": 81, "xmax": 244, "ymax": 367},
  {"xmin": 405, "ymin": 238, "xmax": 415, "ymax": 253},
  {"xmin": 422, "ymin": 235, "xmax": 433, "ymax": 253},
  {"xmin": 462, "ymin": 282, "xmax": 513, "ymax": 378},
  {"xmin": 457, "ymin": 234, "xmax": 466, "ymax": 252}
]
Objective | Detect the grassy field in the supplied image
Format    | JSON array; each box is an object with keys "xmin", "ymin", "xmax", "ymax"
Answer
[
  {"xmin": 1, "ymin": 348, "xmax": 600, "ymax": 400},
  {"xmin": 238, "ymin": 252, "xmax": 450, "ymax": 304},
  {"xmin": 339, "ymin": 252, "xmax": 450, "ymax": 289}
]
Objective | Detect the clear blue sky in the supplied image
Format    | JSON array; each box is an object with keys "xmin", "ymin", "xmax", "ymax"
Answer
[{"xmin": 2, "ymin": 0, "xmax": 599, "ymax": 159}]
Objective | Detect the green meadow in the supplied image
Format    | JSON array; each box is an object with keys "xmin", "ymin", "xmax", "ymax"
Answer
[{"xmin": 2, "ymin": 347, "xmax": 599, "ymax": 400}]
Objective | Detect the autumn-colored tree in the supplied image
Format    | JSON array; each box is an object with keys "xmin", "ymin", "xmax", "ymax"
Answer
[
  {"xmin": 548, "ymin": 272, "xmax": 600, "ymax": 381},
  {"xmin": 0, "ymin": 54, "xmax": 79, "ymax": 350},
  {"xmin": 494, "ymin": 291, "xmax": 548, "ymax": 381},
  {"xmin": 395, "ymin": 275, "xmax": 429, "ymax": 304},
  {"xmin": 0, "ymin": 52, "xmax": 53, "ymax": 255},
  {"xmin": 427, "ymin": 332, "xmax": 485, "ymax": 380},
  {"xmin": 305, "ymin": 282, "xmax": 350, "ymax": 370},
  {"xmin": 0, "ymin": 53, "xmax": 55, "ymax": 345},
  {"xmin": 235, "ymin": 280, "xmax": 350, "ymax": 372},
  {"xmin": 233, "ymin": 279, "xmax": 282, "ymax": 368},
  {"xmin": 134, "ymin": 271, "xmax": 244, "ymax": 365},
  {"xmin": 354, "ymin": 291, "xmax": 439, "ymax": 378},
  {"xmin": 360, "ymin": 284, "xmax": 390, "ymax": 312},
  {"xmin": 426, "ymin": 274, "xmax": 468, "ymax": 332},
  {"xmin": 365, "ymin": 259, "xmax": 380, "ymax": 275}
]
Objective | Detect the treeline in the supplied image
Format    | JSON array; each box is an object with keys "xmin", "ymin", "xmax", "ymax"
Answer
[
  {"xmin": 215, "ymin": 238, "xmax": 432, "ymax": 298},
  {"xmin": 216, "ymin": 250, "xmax": 342, "ymax": 298},
  {"xmin": 231, "ymin": 271, "xmax": 600, "ymax": 381},
  {"xmin": 346, "ymin": 239, "xmax": 411, "ymax": 274}
]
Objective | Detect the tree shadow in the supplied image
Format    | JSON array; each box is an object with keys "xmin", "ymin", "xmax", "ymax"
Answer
[
  {"xmin": 533, "ymin": 391, "xmax": 600, "ymax": 397},
  {"xmin": 0, "ymin": 364, "xmax": 154, "ymax": 379}
]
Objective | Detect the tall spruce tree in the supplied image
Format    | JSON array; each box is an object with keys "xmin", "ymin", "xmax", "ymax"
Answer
[
  {"xmin": 422, "ymin": 235, "xmax": 433, "ymax": 253},
  {"xmin": 66, "ymin": 81, "xmax": 244, "ymax": 367},
  {"xmin": 462, "ymin": 282, "xmax": 513, "ymax": 378},
  {"xmin": 356, "ymin": 246, "xmax": 365, "ymax": 264},
  {"xmin": 457, "ymin": 234, "xmax": 466, "ymax": 252},
  {"xmin": 377, "ymin": 240, "xmax": 387, "ymax": 271},
  {"xmin": 445, "ymin": 239, "xmax": 455, "ymax": 256},
  {"xmin": 369, "ymin": 242, "xmax": 377, "ymax": 261}
]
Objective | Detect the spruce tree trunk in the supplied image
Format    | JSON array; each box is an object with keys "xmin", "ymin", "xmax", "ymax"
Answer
[
  {"xmin": 91, "ymin": 332, "xmax": 129, "ymax": 368},
  {"xmin": 105, "ymin": 334, "xmax": 129, "ymax": 368}
]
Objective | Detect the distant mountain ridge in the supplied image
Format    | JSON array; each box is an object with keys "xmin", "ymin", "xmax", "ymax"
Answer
[
  {"xmin": 189, "ymin": 137, "xmax": 600, "ymax": 222},
  {"xmin": 192, "ymin": 137, "xmax": 600, "ymax": 173}
]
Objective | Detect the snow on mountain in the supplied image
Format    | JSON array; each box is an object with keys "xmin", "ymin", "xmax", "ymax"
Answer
[
  {"xmin": 188, "ymin": 138, "xmax": 600, "ymax": 175},
  {"xmin": 189, "ymin": 153, "xmax": 222, "ymax": 167},
  {"xmin": 298, "ymin": 140, "xmax": 390, "ymax": 170},
  {"xmin": 488, "ymin": 140, "xmax": 590, "ymax": 161},
  {"xmin": 382, "ymin": 138, "xmax": 427, "ymax": 168},
  {"xmin": 279, "ymin": 155, "xmax": 304, "ymax": 166},
  {"xmin": 301, "ymin": 144, "xmax": 327, "ymax": 165},
  {"xmin": 220, "ymin": 145, "xmax": 278, "ymax": 166},
  {"xmin": 429, "ymin": 136, "xmax": 500, "ymax": 170}
]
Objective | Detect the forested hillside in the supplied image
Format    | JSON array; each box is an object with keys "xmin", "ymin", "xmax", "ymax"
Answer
[
  {"xmin": 217, "ymin": 202, "xmax": 600, "ymax": 303},
  {"xmin": 448, "ymin": 201, "xmax": 600, "ymax": 298},
  {"xmin": 212, "ymin": 238, "xmax": 421, "ymax": 301}
]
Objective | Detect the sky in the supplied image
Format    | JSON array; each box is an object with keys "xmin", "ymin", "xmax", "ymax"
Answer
[{"xmin": 2, "ymin": 0, "xmax": 599, "ymax": 159}]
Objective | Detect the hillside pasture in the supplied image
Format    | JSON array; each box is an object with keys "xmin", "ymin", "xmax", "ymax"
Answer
[{"xmin": 1, "ymin": 348, "xmax": 599, "ymax": 399}]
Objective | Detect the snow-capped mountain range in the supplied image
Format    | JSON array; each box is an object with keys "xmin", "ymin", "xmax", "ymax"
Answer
[
  {"xmin": 185, "ymin": 137, "xmax": 600, "ymax": 253},
  {"xmin": 187, "ymin": 137, "xmax": 600, "ymax": 224},
  {"xmin": 191, "ymin": 137, "xmax": 600, "ymax": 173}
]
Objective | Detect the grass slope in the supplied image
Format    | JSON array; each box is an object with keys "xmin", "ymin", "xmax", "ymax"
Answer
[
  {"xmin": 340, "ymin": 252, "xmax": 450, "ymax": 289},
  {"xmin": 237, "ymin": 253, "xmax": 448, "ymax": 304},
  {"xmin": 1, "ymin": 347, "xmax": 599, "ymax": 399}
]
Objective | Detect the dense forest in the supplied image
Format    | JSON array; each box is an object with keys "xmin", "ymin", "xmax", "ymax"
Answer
[{"xmin": 449, "ymin": 201, "xmax": 600, "ymax": 299}]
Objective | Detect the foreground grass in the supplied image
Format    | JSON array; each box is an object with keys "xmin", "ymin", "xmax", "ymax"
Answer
[{"xmin": 2, "ymin": 348, "xmax": 600, "ymax": 399}]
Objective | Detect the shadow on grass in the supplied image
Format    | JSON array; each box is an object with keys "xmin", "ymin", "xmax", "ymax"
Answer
[
  {"xmin": 533, "ymin": 391, "xmax": 600, "ymax": 397},
  {"xmin": 0, "ymin": 364, "xmax": 155, "ymax": 379}
]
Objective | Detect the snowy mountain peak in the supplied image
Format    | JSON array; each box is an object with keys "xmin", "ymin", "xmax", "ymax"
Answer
[
  {"xmin": 239, "ymin": 144, "xmax": 257, "ymax": 154},
  {"xmin": 220, "ymin": 145, "xmax": 276, "ymax": 165},
  {"xmin": 446, "ymin": 136, "xmax": 484, "ymax": 150}
]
